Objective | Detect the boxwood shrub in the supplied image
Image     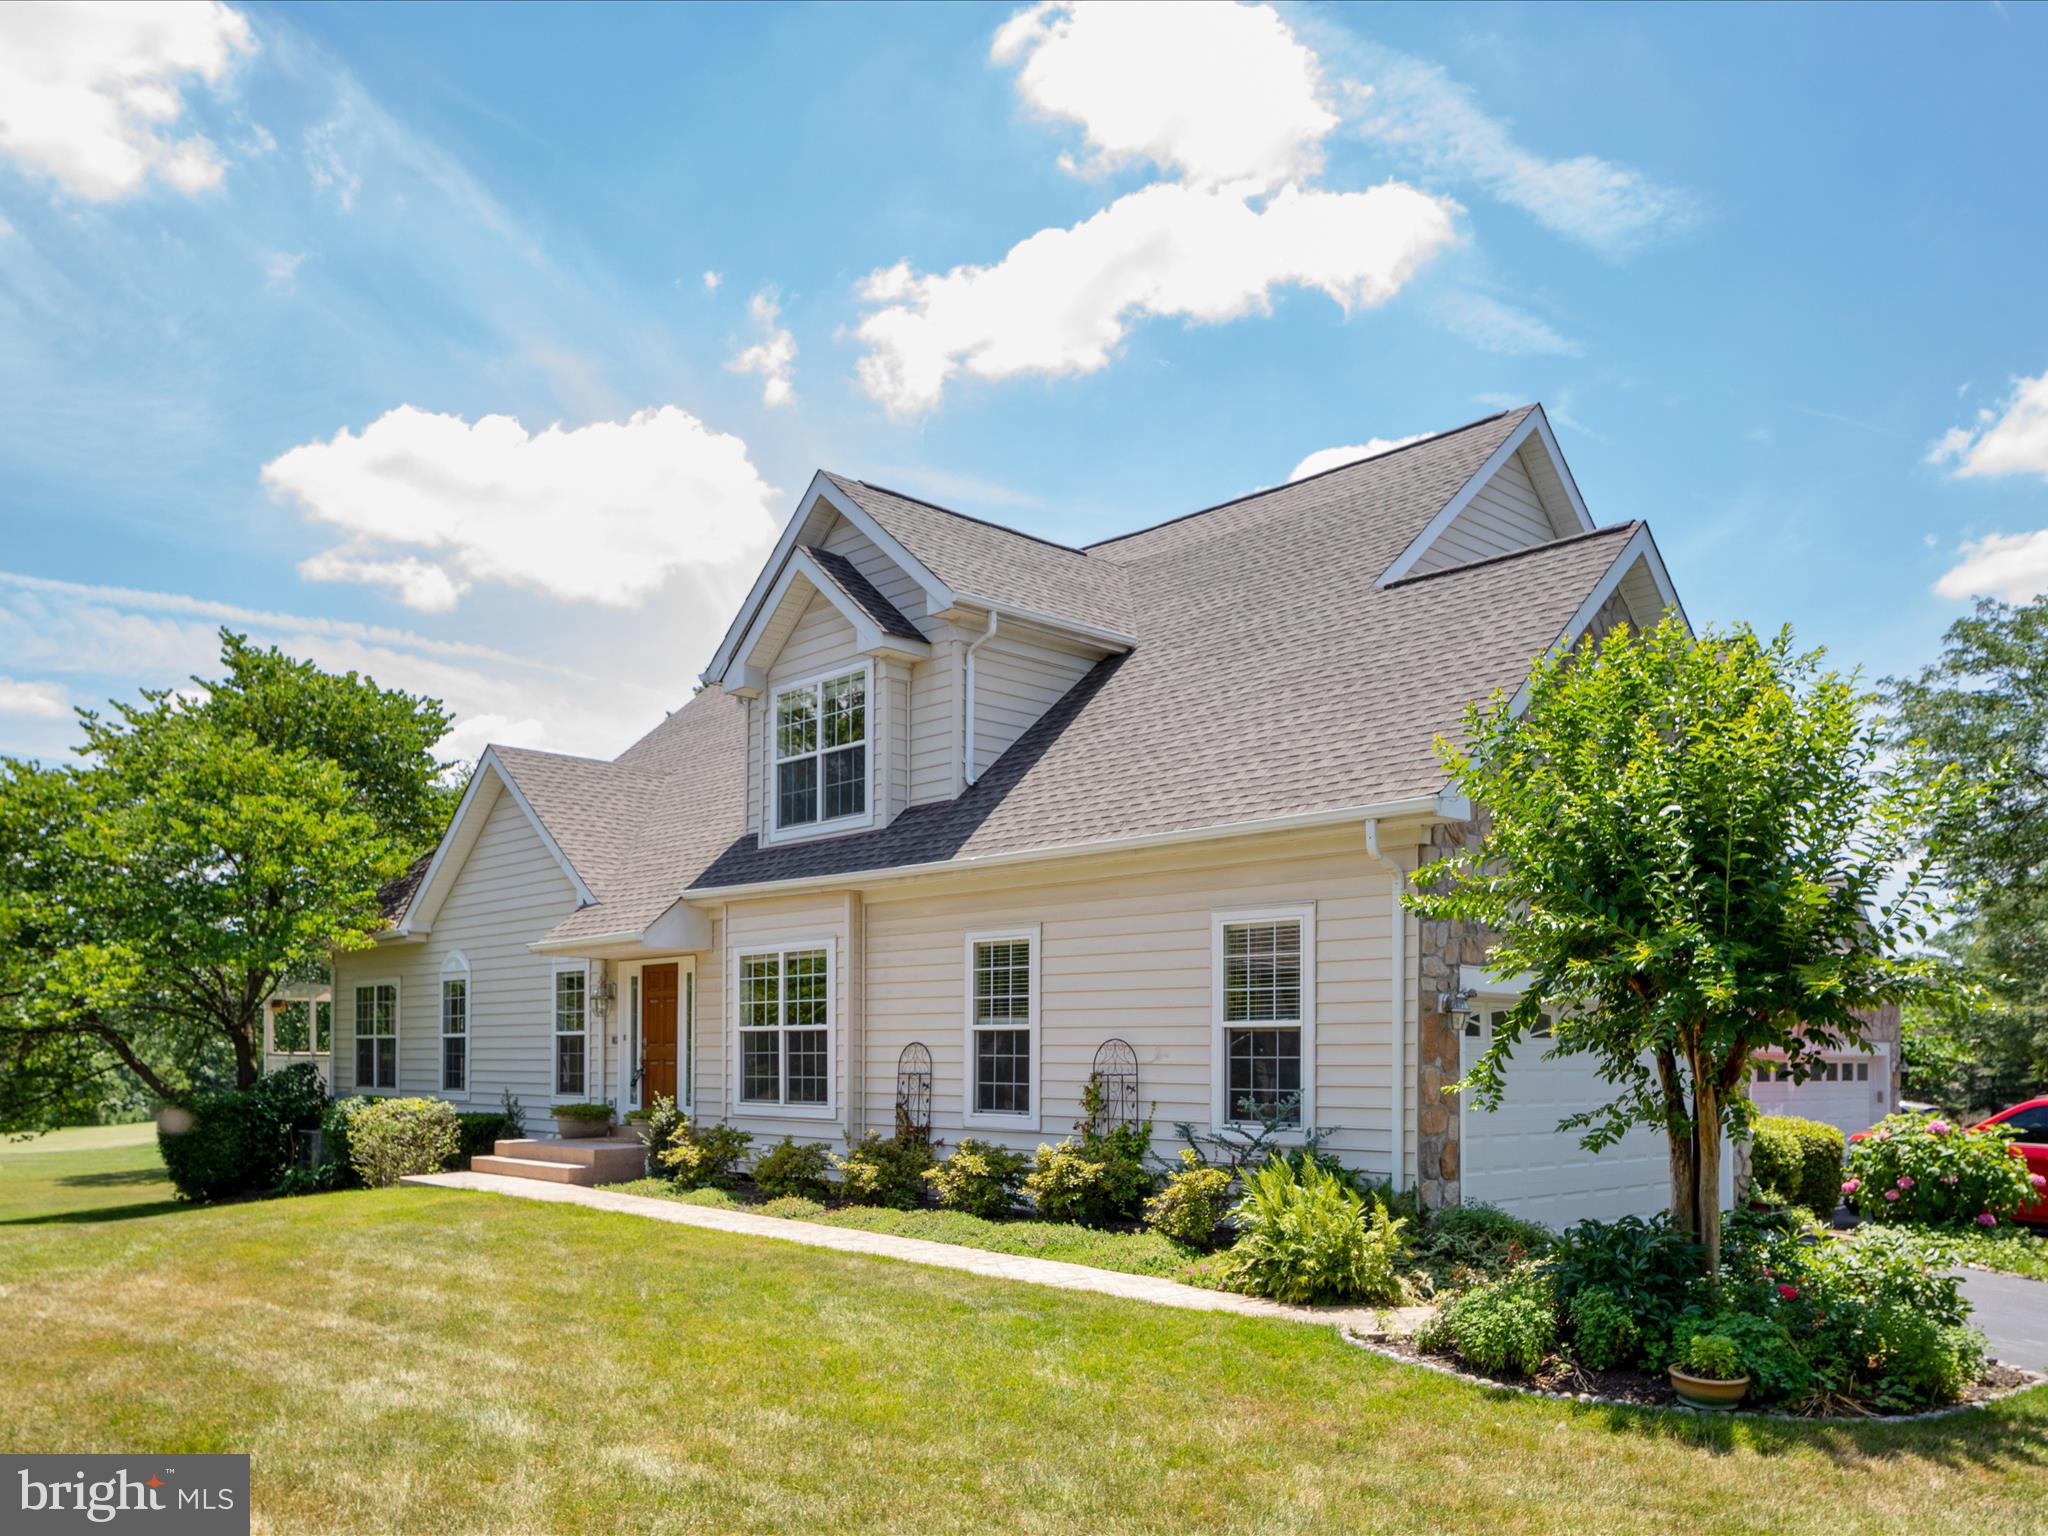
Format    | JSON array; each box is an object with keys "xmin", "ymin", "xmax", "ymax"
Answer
[
  {"xmin": 1750, "ymin": 1113, "xmax": 1846, "ymax": 1216},
  {"xmin": 348, "ymin": 1096, "xmax": 461, "ymax": 1188},
  {"xmin": 157, "ymin": 1063, "xmax": 327, "ymax": 1203}
]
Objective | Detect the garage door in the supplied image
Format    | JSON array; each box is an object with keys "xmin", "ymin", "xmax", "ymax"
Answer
[
  {"xmin": 1747, "ymin": 1056, "xmax": 1888, "ymax": 1137},
  {"xmin": 1459, "ymin": 1006, "xmax": 1695, "ymax": 1230}
]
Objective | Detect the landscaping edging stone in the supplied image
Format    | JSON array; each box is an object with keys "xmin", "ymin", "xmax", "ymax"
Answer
[{"xmin": 1337, "ymin": 1329, "xmax": 2045, "ymax": 1424}]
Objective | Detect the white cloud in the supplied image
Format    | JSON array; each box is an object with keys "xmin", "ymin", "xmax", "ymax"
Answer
[
  {"xmin": 262, "ymin": 404, "xmax": 782, "ymax": 611},
  {"xmin": 728, "ymin": 287, "xmax": 797, "ymax": 407},
  {"xmin": 0, "ymin": 676, "xmax": 69, "ymax": 719},
  {"xmin": 0, "ymin": 1, "xmax": 255, "ymax": 200},
  {"xmin": 263, "ymin": 249, "xmax": 305, "ymax": 290},
  {"xmin": 854, "ymin": 3, "xmax": 1458, "ymax": 416},
  {"xmin": 1288, "ymin": 436, "xmax": 1428, "ymax": 482},
  {"xmin": 702, "ymin": 270, "xmax": 721, "ymax": 292},
  {"xmin": 857, "ymin": 179, "xmax": 1457, "ymax": 416},
  {"xmin": 1927, "ymin": 370, "xmax": 2048, "ymax": 481},
  {"xmin": 1341, "ymin": 44, "xmax": 1694, "ymax": 257},
  {"xmin": 1936, "ymin": 531, "xmax": 2048, "ymax": 603},
  {"xmin": 1434, "ymin": 291, "xmax": 1578, "ymax": 356},
  {"xmin": 304, "ymin": 115, "xmax": 360, "ymax": 210},
  {"xmin": 993, "ymin": 1, "xmax": 1337, "ymax": 192}
]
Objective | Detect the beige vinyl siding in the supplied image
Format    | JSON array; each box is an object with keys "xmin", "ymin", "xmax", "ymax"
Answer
[
  {"xmin": 857, "ymin": 826, "xmax": 1417, "ymax": 1175},
  {"xmin": 703, "ymin": 891, "xmax": 856, "ymax": 1141},
  {"xmin": 820, "ymin": 514, "xmax": 928, "ymax": 624},
  {"xmin": 878, "ymin": 658, "xmax": 911, "ymax": 821},
  {"xmin": 767, "ymin": 591, "xmax": 858, "ymax": 686},
  {"xmin": 969, "ymin": 623, "xmax": 1099, "ymax": 780},
  {"xmin": 1411, "ymin": 447, "xmax": 1571, "ymax": 575},
  {"xmin": 333, "ymin": 789, "xmax": 586, "ymax": 1116},
  {"xmin": 908, "ymin": 626, "xmax": 962, "ymax": 805}
]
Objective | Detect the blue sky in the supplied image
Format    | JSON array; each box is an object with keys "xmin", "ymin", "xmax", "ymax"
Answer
[{"xmin": 3, "ymin": 0, "xmax": 2046, "ymax": 764}]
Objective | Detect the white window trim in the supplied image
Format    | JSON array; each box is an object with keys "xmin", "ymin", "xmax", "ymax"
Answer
[
  {"xmin": 728, "ymin": 937, "xmax": 837, "ymax": 1120},
  {"xmin": 962, "ymin": 926, "xmax": 1041, "ymax": 1131},
  {"xmin": 1210, "ymin": 905, "xmax": 1316, "ymax": 1133},
  {"xmin": 550, "ymin": 960, "xmax": 592, "ymax": 1104},
  {"xmin": 762, "ymin": 661, "xmax": 877, "ymax": 847},
  {"xmin": 439, "ymin": 951, "xmax": 472, "ymax": 1102},
  {"xmin": 351, "ymin": 977, "xmax": 402, "ymax": 1096}
]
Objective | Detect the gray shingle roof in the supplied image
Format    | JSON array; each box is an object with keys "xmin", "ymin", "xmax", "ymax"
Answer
[
  {"xmin": 407, "ymin": 404, "xmax": 1653, "ymax": 925},
  {"xmin": 804, "ymin": 546, "xmax": 925, "ymax": 642}
]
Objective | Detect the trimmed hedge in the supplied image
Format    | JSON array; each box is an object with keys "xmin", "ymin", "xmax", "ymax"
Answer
[
  {"xmin": 158, "ymin": 1063, "xmax": 327, "ymax": 1203},
  {"xmin": 348, "ymin": 1097, "xmax": 461, "ymax": 1187},
  {"xmin": 454, "ymin": 1111, "xmax": 518, "ymax": 1169},
  {"xmin": 1750, "ymin": 1114, "xmax": 1846, "ymax": 1217}
]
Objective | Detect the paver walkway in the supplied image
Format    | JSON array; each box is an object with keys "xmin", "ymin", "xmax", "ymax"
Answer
[{"xmin": 404, "ymin": 1170, "xmax": 1404, "ymax": 1334}]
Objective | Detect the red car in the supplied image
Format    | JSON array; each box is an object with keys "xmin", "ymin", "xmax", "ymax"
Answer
[{"xmin": 1975, "ymin": 1098, "xmax": 2048, "ymax": 1224}]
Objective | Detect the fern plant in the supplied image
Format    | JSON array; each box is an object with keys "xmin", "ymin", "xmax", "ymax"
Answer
[{"xmin": 1223, "ymin": 1157, "xmax": 1407, "ymax": 1305}]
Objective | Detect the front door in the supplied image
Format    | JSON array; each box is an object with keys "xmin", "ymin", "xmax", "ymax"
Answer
[{"xmin": 643, "ymin": 963, "xmax": 679, "ymax": 1104}]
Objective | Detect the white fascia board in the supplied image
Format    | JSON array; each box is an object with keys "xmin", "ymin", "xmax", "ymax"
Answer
[
  {"xmin": 682, "ymin": 793, "xmax": 1444, "ymax": 902},
  {"xmin": 735, "ymin": 549, "xmax": 931, "ymax": 679},
  {"xmin": 1377, "ymin": 406, "xmax": 1594, "ymax": 589},
  {"xmin": 402, "ymin": 749, "xmax": 593, "ymax": 934},
  {"xmin": 947, "ymin": 594, "xmax": 1136, "ymax": 653},
  {"xmin": 704, "ymin": 471, "xmax": 952, "ymax": 687}
]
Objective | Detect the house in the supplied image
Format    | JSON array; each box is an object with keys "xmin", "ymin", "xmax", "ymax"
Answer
[{"xmin": 332, "ymin": 403, "xmax": 1782, "ymax": 1227}]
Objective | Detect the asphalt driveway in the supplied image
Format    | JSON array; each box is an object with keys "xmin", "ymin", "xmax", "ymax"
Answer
[{"xmin": 1957, "ymin": 1266, "xmax": 2048, "ymax": 1372}]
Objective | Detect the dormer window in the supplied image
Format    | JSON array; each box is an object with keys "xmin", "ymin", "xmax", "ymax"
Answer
[{"xmin": 776, "ymin": 667, "xmax": 867, "ymax": 830}]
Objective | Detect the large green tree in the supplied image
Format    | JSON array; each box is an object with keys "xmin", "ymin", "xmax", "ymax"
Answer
[
  {"xmin": 1886, "ymin": 595, "xmax": 2048, "ymax": 1101},
  {"xmin": 1409, "ymin": 617, "xmax": 1979, "ymax": 1273},
  {"xmin": 0, "ymin": 632, "xmax": 451, "ymax": 1126}
]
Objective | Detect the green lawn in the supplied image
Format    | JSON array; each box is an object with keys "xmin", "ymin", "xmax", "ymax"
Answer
[{"xmin": 2, "ymin": 1136, "xmax": 2045, "ymax": 1534}]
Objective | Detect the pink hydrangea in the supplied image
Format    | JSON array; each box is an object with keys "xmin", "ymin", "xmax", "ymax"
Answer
[
  {"xmin": 1884, "ymin": 1189, "xmax": 1901, "ymax": 1202},
  {"xmin": 1897, "ymin": 1176, "xmax": 1915, "ymax": 1189},
  {"xmin": 1927, "ymin": 1120, "xmax": 1950, "ymax": 1135},
  {"xmin": 1777, "ymin": 1283, "xmax": 1799, "ymax": 1301},
  {"xmin": 2032, "ymin": 1173, "xmax": 2046, "ymax": 1190},
  {"xmin": 1978, "ymin": 1212, "xmax": 1998, "ymax": 1227},
  {"xmin": 1841, "ymin": 1178, "xmax": 1860, "ymax": 1194}
]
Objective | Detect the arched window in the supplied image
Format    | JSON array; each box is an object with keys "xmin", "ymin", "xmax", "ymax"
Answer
[{"xmin": 440, "ymin": 951, "xmax": 471, "ymax": 1098}]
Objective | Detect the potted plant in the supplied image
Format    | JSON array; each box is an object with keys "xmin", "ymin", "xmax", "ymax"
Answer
[
  {"xmin": 552, "ymin": 1102, "xmax": 615, "ymax": 1140},
  {"xmin": 1668, "ymin": 1332, "xmax": 1750, "ymax": 1411}
]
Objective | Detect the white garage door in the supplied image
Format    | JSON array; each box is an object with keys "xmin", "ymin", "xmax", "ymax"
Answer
[
  {"xmin": 1459, "ymin": 1007, "xmax": 1695, "ymax": 1230},
  {"xmin": 1747, "ymin": 1056, "xmax": 1888, "ymax": 1138}
]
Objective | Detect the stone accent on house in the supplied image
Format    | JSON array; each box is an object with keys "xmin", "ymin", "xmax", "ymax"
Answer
[{"xmin": 1416, "ymin": 815, "xmax": 1488, "ymax": 1210}]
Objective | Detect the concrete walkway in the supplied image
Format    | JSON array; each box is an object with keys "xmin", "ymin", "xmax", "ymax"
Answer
[{"xmin": 403, "ymin": 1170, "xmax": 1407, "ymax": 1334}]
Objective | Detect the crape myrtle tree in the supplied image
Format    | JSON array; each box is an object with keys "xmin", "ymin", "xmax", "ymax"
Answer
[
  {"xmin": 0, "ymin": 632, "xmax": 452, "ymax": 1128},
  {"xmin": 1407, "ymin": 616, "xmax": 1982, "ymax": 1274}
]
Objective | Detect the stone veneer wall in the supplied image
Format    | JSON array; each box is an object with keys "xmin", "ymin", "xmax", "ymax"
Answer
[{"xmin": 1415, "ymin": 816, "xmax": 1486, "ymax": 1210}]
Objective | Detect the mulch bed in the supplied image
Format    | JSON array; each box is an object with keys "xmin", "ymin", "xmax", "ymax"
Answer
[{"xmin": 1365, "ymin": 1335, "xmax": 2038, "ymax": 1419}]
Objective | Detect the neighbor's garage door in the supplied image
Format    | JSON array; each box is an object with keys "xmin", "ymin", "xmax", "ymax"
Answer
[
  {"xmin": 1747, "ymin": 1056, "xmax": 1888, "ymax": 1138},
  {"xmin": 1459, "ymin": 1006, "xmax": 1679, "ymax": 1230}
]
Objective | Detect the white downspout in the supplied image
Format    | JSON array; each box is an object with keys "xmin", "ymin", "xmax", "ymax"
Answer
[
  {"xmin": 1364, "ymin": 819, "xmax": 1406, "ymax": 1192},
  {"xmin": 962, "ymin": 611, "xmax": 998, "ymax": 787}
]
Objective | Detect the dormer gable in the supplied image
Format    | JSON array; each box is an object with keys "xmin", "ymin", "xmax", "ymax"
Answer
[
  {"xmin": 1378, "ymin": 406, "xmax": 1593, "ymax": 586},
  {"xmin": 726, "ymin": 545, "xmax": 930, "ymax": 699}
]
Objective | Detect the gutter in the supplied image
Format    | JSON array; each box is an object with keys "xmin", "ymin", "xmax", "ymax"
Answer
[
  {"xmin": 962, "ymin": 611, "xmax": 998, "ymax": 788},
  {"xmin": 1363, "ymin": 818, "xmax": 1407, "ymax": 1193},
  {"xmin": 683, "ymin": 793, "xmax": 1447, "ymax": 903}
]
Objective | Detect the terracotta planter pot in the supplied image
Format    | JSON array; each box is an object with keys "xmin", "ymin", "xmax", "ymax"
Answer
[
  {"xmin": 553, "ymin": 1114, "xmax": 611, "ymax": 1140},
  {"xmin": 1668, "ymin": 1366, "xmax": 1751, "ymax": 1411}
]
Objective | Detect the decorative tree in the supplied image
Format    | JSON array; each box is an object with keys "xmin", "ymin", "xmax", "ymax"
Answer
[
  {"xmin": 0, "ymin": 630, "xmax": 451, "ymax": 1127},
  {"xmin": 1408, "ymin": 616, "xmax": 1980, "ymax": 1273}
]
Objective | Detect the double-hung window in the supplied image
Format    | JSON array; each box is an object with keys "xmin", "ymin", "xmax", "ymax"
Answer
[
  {"xmin": 1214, "ymin": 909, "xmax": 1314, "ymax": 1128},
  {"xmin": 966, "ymin": 930, "xmax": 1037, "ymax": 1125},
  {"xmin": 553, "ymin": 967, "xmax": 587, "ymax": 1097},
  {"xmin": 441, "ymin": 957, "xmax": 469, "ymax": 1096},
  {"xmin": 774, "ymin": 669, "xmax": 867, "ymax": 831},
  {"xmin": 736, "ymin": 946, "xmax": 831, "ymax": 1110},
  {"xmin": 353, "ymin": 982, "xmax": 398, "ymax": 1091}
]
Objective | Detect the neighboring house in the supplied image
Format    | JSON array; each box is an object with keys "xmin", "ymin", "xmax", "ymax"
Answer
[
  {"xmin": 1744, "ymin": 1004, "xmax": 1900, "ymax": 1137},
  {"xmin": 333, "ymin": 404, "xmax": 1730, "ymax": 1227}
]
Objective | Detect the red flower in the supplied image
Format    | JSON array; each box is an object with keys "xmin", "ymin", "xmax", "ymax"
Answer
[{"xmin": 1777, "ymin": 1283, "xmax": 1799, "ymax": 1301}]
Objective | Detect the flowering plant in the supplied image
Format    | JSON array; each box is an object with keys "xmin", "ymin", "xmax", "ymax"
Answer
[{"xmin": 1842, "ymin": 1112, "xmax": 2033, "ymax": 1227}]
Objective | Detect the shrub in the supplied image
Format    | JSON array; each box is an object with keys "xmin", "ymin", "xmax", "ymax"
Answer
[
  {"xmin": 659, "ymin": 1118, "xmax": 753, "ymax": 1190},
  {"xmin": 1410, "ymin": 1201, "xmax": 1552, "ymax": 1295},
  {"xmin": 453, "ymin": 1111, "xmax": 517, "ymax": 1169},
  {"xmin": 1547, "ymin": 1214, "xmax": 1703, "ymax": 1345},
  {"xmin": 636, "ymin": 1095, "xmax": 686, "ymax": 1164},
  {"xmin": 158, "ymin": 1064, "xmax": 328, "ymax": 1203},
  {"xmin": 924, "ymin": 1139, "xmax": 1030, "ymax": 1218},
  {"xmin": 1565, "ymin": 1285, "xmax": 1638, "ymax": 1370},
  {"xmin": 1843, "ymin": 1112, "xmax": 2036, "ymax": 1227},
  {"xmin": 1695, "ymin": 1309, "xmax": 1813, "ymax": 1403},
  {"xmin": 753, "ymin": 1137, "xmax": 833, "ymax": 1200},
  {"xmin": 834, "ymin": 1131, "xmax": 936, "ymax": 1209},
  {"xmin": 1680, "ymin": 1332, "xmax": 1745, "ymax": 1382},
  {"xmin": 1024, "ymin": 1124, "xmax": 1155, "ymax": 1227},
  {"xmin": 1222, "ymin": 1157, "xmax": 1407, "ymax": 1305},
  {"xmin": 551, "ymin": 1102, "xmax": 613, "ymax": 1124},
  {"xmin": 758, "ymin": 1194, "xmax": 826, "ymax": 1220},
  {"xmin": 1145, "ymin": 1151, "xmax": 1233, "ymax": 1249},
  {"xmin": 1431, "ymin": 1267, "xmax": 1556, "ymax": 1376},
  {"xmin": 498, "ymin": 1087, "xmax": 526, "ymax": 1137},
  {"xmin": 348, "ymin": 1097, "xmax": 461, "ymax": 1188},
  {"xmin": 318, "ymin": 1095, "xmax": 376, "ymax": 1189},
  {"xmin": 1750, "ymin": 1114, "xmax": 1847, "ymax": 1217}
]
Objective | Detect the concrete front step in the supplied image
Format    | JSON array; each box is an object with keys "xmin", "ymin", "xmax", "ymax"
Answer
[
  {"xmin": 470, "ymin": 1153, "xmax": 608, "ymax": 1185},
  {"xmin": 489, "ymin": 1136, "xmax": 647, "ymax": 1179}
]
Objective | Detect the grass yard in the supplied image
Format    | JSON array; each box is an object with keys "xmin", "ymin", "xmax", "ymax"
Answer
[
  {"xmin": 1948, "ymin": 1225, "xmax": 2048, "ymax": 1281},
  {"xmin": 3, "ymin": 1135, "xmax": 2046, "ymax": 1534}
]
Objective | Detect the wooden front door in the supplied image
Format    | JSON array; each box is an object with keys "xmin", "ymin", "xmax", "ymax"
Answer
[{"xmin": 642, "ymin": 963, "xmax": 679, "ymax": 1105}]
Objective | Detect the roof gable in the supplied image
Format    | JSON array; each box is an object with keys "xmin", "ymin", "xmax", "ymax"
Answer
[{"xmin": 400, "ymin": 748, "xmax": 593, "ymax": 935}]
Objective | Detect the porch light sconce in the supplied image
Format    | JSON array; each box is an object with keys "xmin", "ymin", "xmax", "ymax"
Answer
[
  {"xmin": 591, "ymin": 978, "xmax": 617, "ymax": 1024},
  {"xmin": 1437, "ymin": 987, "xmax": 1477, "ymax": 1022}
]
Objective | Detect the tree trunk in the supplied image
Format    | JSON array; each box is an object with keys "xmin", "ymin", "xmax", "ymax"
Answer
[
  {"xmin": 1693, "ymin": 1063, "xmax": 1723, "ymax": 1277},
  {"xmin": 229, "ymin": 1015, "xmax": 262, "ymax": 1089},
  {"xmin": 1656, "ymin": 1047, "xmax": 1700, "ymax": 1240}
]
